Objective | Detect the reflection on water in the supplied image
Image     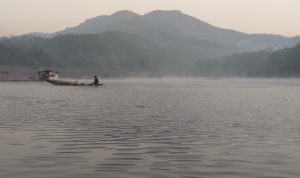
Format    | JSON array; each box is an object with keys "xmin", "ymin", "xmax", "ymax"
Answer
[{"xmin": 1, "ymin": 78, "xmax": 300, "ymax": 178}]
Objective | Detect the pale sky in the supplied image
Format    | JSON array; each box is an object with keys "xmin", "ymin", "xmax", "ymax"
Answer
[{"xmin": 0, "ymin": 0, "xmax": 299, "ymax": 37}]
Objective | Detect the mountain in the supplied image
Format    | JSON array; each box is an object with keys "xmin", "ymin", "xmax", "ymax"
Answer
[
  {"xmin": 1, "ymin": 10, "xmax": 299, "ymax": 77},
  {"xmin": 62, "ymin": 10, "xmax": 140, "ymax": 34},
  {"xmin": 57, "ymin": 10, "xmax": 299, "ymax": 52}
]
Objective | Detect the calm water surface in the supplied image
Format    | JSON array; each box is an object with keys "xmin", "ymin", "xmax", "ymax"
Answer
[{"xmin": 1, "ymin": 78, "xmax": 300, "ymax": 178}]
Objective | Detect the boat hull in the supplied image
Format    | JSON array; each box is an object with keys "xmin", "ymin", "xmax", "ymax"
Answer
[{"xmin": 46, "ymin": 80, "xmax": 103, "ymax": 86}]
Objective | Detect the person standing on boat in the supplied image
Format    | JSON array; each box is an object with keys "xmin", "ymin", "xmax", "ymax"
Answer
[{"xmin": 94, "ymin": 75, "xmax": 99, "ymax": 85}]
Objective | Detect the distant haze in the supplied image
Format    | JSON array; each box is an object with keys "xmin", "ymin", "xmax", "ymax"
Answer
[{"xmin": 0, "ymin": 0, "xmax": 300, "ymax": 37}]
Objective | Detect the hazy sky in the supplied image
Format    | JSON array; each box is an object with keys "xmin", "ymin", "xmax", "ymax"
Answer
[{"xmin": 1, "ymin": 0, "xmax": 299, "ymax": 37}]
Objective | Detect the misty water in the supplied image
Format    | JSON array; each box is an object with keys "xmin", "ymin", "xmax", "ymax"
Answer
[{"xmin": 1, "ymin": 78, "xmax": 300, "ymax": 178}]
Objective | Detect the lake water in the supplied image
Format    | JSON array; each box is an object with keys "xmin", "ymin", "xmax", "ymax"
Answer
[{"xmin": 1, "ymin": 78, "xmax": 300, "ymax": 178}]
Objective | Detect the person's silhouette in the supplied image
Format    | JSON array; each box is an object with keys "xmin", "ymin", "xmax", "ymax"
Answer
[{"xmin": 94, "ymin": 76, "xmax": 99, "ymax": 85}]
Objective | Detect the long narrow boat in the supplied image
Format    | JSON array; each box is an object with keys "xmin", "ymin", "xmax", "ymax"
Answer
[{"xmin": 46, "ymin": 80, "xmax": 103, "ymax": 86}]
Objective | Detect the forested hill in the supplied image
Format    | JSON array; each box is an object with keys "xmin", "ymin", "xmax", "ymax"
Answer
[
  {"xmin": 0, "ymin": 31, "xmax": 239, "ymax": 77},
  {"xmin": 194, "ymin": 43, "xmax": 300, "ymax": 77},
  {"xmin": 0, "ymin": 32, "xmax": 167, "ymax": 77},
  {"xmin": 1, "ymin": 32, "xmax": 299, "ymax": 78},
  {"xmin": 1, "ymin": 32, "xmax": 300, "ymax": 77}
]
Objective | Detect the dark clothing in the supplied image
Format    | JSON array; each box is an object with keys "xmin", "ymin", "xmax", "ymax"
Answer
[{"xmin": 94, "ymin": 76, "xmax": 99, "ymax": 85}]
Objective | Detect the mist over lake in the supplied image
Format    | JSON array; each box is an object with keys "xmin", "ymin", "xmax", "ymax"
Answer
[{"xmin": 1, "ymin": 78, "xmax": 300, "ymax": 178}]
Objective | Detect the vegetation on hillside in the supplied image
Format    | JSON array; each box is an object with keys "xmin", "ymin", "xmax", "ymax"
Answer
[
  {"xmin": 1, "ymin": 31, "xmax": 299, "ymax": 77},
  {"xmin": 194, "ymin": 44, "xmax": 300, "ymax": 77},
  {"xmin": 0, "ymin": 32, "xmax": 164, "ymax": 77}
]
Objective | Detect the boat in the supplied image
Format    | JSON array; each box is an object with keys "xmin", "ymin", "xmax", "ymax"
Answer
[{"xmin": 46, "ymin": 79, "xmax": 103, "ymax": 86}]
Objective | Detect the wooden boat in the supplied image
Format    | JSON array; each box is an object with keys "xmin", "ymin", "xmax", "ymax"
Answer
[{"xmin": 46, "ymin": 80, "xmax": 103, "ymax": 86}]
